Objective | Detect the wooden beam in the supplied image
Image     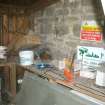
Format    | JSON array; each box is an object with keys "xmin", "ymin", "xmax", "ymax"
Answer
[
  {"xmin": 31, "ymin": 0, "xmax": 59, "ymax": 11},
  {"xmin": 0, "ymin": 0, "xmax": 59, "ymax": 15}
]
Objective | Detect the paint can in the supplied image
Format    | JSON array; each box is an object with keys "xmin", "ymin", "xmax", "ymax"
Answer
[
  {"xmin": 0, "ymin": 46, "xmax": 7, "ymax": 59},
  {"xmin": 95, "ymin": 70, "xmax": 105, "ymax": 87},
  {"xmin": 19, "ymin": 50, "xmax": 34, "ymax": 66},
  {"xmin": 95, "ymin": 62, "xmax": 105, "ymax": 87}
]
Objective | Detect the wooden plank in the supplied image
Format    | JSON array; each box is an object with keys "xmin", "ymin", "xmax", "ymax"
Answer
[
  {"xmin": 55, "ymin": 79, "xmax": 105, "ymax": 102},
  {"xmin": 0, "ymin": 63, "xmax": 17, "ymax": 97},
  {"xmin": 16, "ymin": 16, "xmax": 29, "ymax": 33},
  {"xmin": 3, "ymin": 66, "xmax": 10, "ymax": 91},
  {"xmin": 22, "ymin": 16, "xmax": 29, "ymax": 33},
  {"xmin": 9, "ymin": 63, "xmax": 16, "ymax": 97},
  {"xmin": 3, "ymin": 14, "xmax": 9, "ymax": 45},
  {"xmin": 0, "ymin": 16, "xmax": 3, "ymax": 45},
  {"xmin": 74, "ymin": 83, "xmax": 105, "ymax": 97},
  {"xmin": 3, "ymin": 15, "xmax": 8, "ymax": 33},
  {"xmin": 12, "ymin": 15, "xmax": 17, "ymax": 32},
  {"xmin": 17, "ymin": 16, "xmax": 24, "ymax": 33},
  {"xmin": 75, "ymin": 77, "xmax": 105, "ymax": 95}
]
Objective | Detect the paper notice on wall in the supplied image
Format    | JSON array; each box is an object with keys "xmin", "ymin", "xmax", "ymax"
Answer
[
  {"xmin": 77, "ymin": 46, "xmax": 105, "ymax": 71},
  {"xmin": 80, "ymin": 20, "xmax": 103, "ymax": 41}
]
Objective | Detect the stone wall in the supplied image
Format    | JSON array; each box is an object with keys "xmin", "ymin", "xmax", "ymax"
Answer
[{"xmin": 29, "ymin": 0, "xmax": 105, "ymax": 60}]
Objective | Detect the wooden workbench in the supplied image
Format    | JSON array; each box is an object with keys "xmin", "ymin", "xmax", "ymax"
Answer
[
  {"xmin": 16, "ymin": 64, "xmax": 105, "ymax": 102},
  {"xmin": 1, "ymin": 62, "xmax": 105, "ymax": 102}
]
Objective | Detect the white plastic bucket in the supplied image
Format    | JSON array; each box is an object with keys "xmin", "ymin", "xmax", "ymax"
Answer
[
  {"xmin": 19, "ymin": 51, "xmax": 34, "ymax": 66},
  {"xmin": 95, "ymin": 70, "xmax": 105, "ymax": 87}
]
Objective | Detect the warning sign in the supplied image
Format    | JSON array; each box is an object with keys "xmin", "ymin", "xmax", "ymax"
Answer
[{"xmin": 80, "ymin": 21, "xmax": 103, "ymax": 41}]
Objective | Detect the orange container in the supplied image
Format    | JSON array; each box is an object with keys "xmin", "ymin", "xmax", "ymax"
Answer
[{"xmin": 64, "ymin": 68, "xmax": 73, "ymax": 81}]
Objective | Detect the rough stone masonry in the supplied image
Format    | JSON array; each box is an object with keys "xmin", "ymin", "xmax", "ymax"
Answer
[{"xmin": 29, "ymin": 0, "xmax": 105, "ymax": 61}]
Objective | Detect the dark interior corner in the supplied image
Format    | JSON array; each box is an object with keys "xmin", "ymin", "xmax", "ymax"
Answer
[{"xmin": 91, "ymin": 0, "xmax": 105, "ymax": 41}]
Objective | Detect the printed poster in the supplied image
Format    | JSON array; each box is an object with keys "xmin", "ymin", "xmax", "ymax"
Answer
[
  {"xmin": 80, "ymin": 20, "xmax": 103, "ymax": 41},
  {"xmin": 77, "ymin": 46, "xmax": 105, "ymax": 69}
]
